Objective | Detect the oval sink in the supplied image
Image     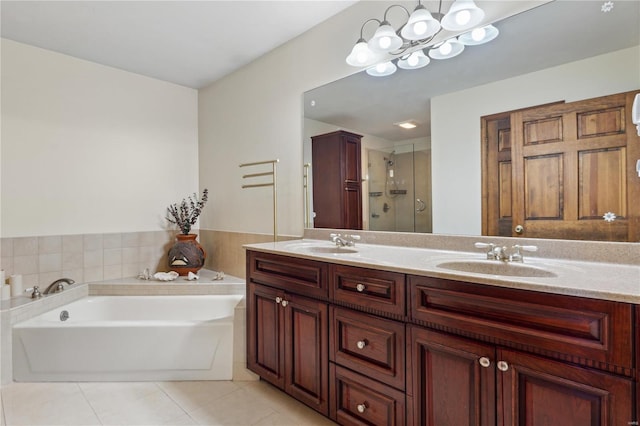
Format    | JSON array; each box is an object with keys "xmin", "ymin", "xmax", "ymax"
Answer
[
  {"xmin": 306, "ymin": 246, "xmax": 358, "ymax": 254},
  {"xmin": 284, "ymin": 242, "xmax": 358, "ymax": 254},
  {"xmin": 436, "ymin": 260, "xmax": 557, "ymax": 278}
]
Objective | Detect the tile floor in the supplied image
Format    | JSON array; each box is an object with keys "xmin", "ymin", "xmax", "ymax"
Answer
[{"xmin": 0, "ymin": 380, "xmax": 336, "ymax": 426}]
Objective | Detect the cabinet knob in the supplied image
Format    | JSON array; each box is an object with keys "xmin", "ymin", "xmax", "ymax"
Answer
[
  {"xmin": 356, "ymin": 283, "xmax": 366, "ymax": 292},
  {"xmin": 478, "ymin": 357, "xmax": 491, "ymax": 368},
  {"xmin": 281, "ymin": 300, "xmax": 288, "ymax": 307},
  {"xmin": 356, "ymin": 403, "xmax": 367, "ymax": 413},
  {"xmin": 356, "ymin": 340, "xmax": 367, "ymax": 349},
  {"xmin": 514, "ymin": 224, "xmax": 524, "ymax": 234},
  {"xmin": 497, "ymin": 361, "xmax": 509, "ymax": 372},
  {"xmin": 275, "ymin": 297, "xmax": 282, "ymax": 304}
]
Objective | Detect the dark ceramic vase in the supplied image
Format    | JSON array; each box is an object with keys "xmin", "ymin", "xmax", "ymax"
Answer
[{"xmin": 167, "ymin": 234, "xmax": 206, "ymax": 276}]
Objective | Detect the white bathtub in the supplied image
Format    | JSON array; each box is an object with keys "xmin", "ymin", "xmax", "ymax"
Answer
[{"xmin": 12, "ymin": 295, "xmax": 243, "ymax": 382}]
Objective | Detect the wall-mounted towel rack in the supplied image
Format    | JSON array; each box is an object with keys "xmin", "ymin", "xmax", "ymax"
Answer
[
  {"xmin": 240, "ymin": 159, "xmax": 279, "ymax": 242},
  {"xmin": 303, "ymin": 163, "xmax": 311, "ymax": 228}
]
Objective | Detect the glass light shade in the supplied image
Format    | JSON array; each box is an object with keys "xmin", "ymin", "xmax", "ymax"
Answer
[
  {"xmin": 458, "ymin": 25, "xmax": 499, "ymax": 45},
  {"xmin": 400, "ymin": 6, "xmax": 441, "ymax": 41},
  {"xmin": 428, "ymin": 39, "xmax": 465, "ymax": 60},
  {"xmin": 397, "ymin": 50, "xmax": 430, "ymax": 70},
  {"xmin": 366, "ymin": 61, "xmax": 397, "ymax": 77},
  {"xmin": 441, "ymin": 0, "xmax": 485, "ymax": 31},
  {"xmin": 346, "ymin": 39, "xmax": 379, "ymax": 67},
  {"xmin": 368, "ymin": 22, "xmax": 403, "ymax": 53}
]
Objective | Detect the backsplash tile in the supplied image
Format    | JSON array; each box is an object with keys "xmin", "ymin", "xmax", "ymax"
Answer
[{"xmin": 0, "ymin": 231, "xmax": 174, "ymax": 288}]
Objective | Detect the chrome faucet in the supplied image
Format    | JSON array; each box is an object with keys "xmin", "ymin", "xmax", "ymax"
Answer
[
  {"xmin": 330, "ymin": 233, "xmax": 361, "ymax": 247},
  {"xmin": 474, "ymin": 242, "xmax": 538, "ymax": 262},
  {"xmin": 43, "ymin": 278, "xmax": 75, "ymax": 295}
]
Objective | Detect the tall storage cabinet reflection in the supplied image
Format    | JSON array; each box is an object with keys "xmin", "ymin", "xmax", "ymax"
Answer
[{"xmin": 311, "ymin": 130, "xmax": 363, "ymax": 229}]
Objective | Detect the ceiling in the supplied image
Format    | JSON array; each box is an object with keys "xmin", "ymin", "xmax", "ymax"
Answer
[
  {"xmin": 304, "ymin": 0, "xmax": 640, "ymax": 141},
  {"xmin": 0, "ymin": 1, "xmax": 357, "ymax": 89}
]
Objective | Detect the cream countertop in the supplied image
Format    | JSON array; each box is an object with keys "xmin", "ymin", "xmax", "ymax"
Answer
[{"xmin": 244, "ymin": 239, "xmax": 640, "ymax": 304}]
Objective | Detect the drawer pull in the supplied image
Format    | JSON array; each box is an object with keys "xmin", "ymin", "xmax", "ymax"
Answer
[
  {"xmin": 356, "ymin": 403, "xmax": 367, "ymax": 413},
  {"xmin": 275, "ymin": 297, "xmax": 282, "ymax": 304},
  {"xmin": 478, "ymin": 357, "xmax": 491, "ymax": 368},
  {"xmin": 356, "ymin": 340, "xmax": 367, "ymax": 349},
  {"xmin": 356, "ymin": 283, "xmax": 366, "ymax": 292},
  {"xmin": 497, "ymin": 361, "xmax": 509, "ymax": 372},
  {"xmin": 281, "ymin": 300, "xmax": 288, "ymax": 307}
]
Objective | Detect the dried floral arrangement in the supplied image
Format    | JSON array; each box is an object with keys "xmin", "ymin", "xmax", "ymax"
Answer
[{"xmin": 166, "ymin": 188, "xmax": 209, "ymax": 235}]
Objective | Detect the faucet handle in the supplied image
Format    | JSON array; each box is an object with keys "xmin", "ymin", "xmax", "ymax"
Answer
[
  {"xmin": 474, "ymin": 242, "xmax": 496, "ymax": 259},
  {"xmin": 25, "ymin": 286, "xmax": 42, "ymax": 299},
  {"xmin": 510, "ymin": 245, "xmax": 538, "ymax": 262},
  {"xmin": 348, "ymin": 235, "xmax": 361, "ymax": 241}
]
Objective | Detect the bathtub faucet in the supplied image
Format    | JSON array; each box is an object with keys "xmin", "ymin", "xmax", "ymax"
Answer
[{"xmin": 44, "ymin": 278, "xmax": 75, "ymax": 295}]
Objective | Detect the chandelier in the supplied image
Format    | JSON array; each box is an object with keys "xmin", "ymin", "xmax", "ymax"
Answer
[{"xmin": 346, "ymin": 0, "xmax": 499, "ymax": 77}]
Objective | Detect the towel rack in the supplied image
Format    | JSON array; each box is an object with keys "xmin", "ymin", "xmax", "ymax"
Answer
[
  {"xmin": 303, "ymin": 163, "xmax": 311, "ymax": 228},
  {"xmin": 240, "ymin": 159, "xmax": 279, "ymax": 242}
]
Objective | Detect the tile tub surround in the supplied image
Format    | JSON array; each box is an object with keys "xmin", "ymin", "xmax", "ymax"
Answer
[
  {"xmin": 1, "ymin": 270, "xmax": 255, "ymax": 385},
  {"xmin": 0, "ymin": 231, "xmax": 181, "ymax": 290}
]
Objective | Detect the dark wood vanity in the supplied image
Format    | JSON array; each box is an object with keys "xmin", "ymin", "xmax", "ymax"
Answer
[{"xmin": 246, "ymin": 249, "xmax": 638, "ymax": 425}]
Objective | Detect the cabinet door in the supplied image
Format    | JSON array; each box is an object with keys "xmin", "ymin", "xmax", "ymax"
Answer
[
  {"xmin": 247, "ymin": 283, "xmax": 285, "ymax": 388},
  {"xmin": 498, "ymin": 348, "xmax": 634, "ymax": 426},
  {"xmin": 284, "ymin": 293, "xmax": 329, "ymax": 416},
  {"xmin": 408, "ymin": 326, "xmax": 496, "ymax": 426}
]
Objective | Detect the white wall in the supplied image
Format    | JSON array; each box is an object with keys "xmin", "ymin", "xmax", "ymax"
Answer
[
  {"xmin": 1, "ymin": 39, "xmax": 199, "ymax": 237},
  {"xmin": 432, "ymin": 46, "xmax": 640, "ymax": 236}
]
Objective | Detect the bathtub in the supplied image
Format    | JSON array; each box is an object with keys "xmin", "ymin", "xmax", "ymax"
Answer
[{"xmin": 12, "ymin": 295, "xmax": 243, "ymax": 382}]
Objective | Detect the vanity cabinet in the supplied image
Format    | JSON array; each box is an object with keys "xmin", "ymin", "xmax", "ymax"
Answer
[
  {"xmin": 246, "ymin": 252, "xmax": 329, "ymax": 415},
  {"xmin": 408, "ymin": 275, "xmax": 635, "ymax": 425},
  {"xmin": 246, "ymin": 249, "xmax": 638, "ymax": 425},
  {"xmin": 311, "ymin": 130, "xmax": 363, "ymax": 230}
]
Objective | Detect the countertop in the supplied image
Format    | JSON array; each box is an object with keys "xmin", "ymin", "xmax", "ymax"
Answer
[{"xmin": 244, "ymin": 239, "xmax": 640, "ymax": 304}]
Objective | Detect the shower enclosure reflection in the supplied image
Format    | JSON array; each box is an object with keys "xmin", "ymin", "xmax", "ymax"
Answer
[{"xmin": 367, "ymin": 144, "xmax": 432, "ymax": 233}]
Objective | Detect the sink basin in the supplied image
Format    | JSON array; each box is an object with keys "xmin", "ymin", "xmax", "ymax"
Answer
[
  {"xmin": 284, "ymin": 242, "xmax": 358, "ymax": 255},
  {"xmin": 436, "ymin": 260, "xmax": 557, "ymax": 278},
  {"xmin": 306, "ymin": 246, "xmax": 358, "ymax": 254}
]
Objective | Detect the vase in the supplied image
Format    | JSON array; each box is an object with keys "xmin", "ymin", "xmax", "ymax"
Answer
[{"xmin": 167, "ymin": 234, "xmax": 206, "ymax": 276}]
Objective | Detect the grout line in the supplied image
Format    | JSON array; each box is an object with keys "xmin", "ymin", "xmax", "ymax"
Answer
[
  {"xmin": 76, "ymin": 383, "xmax": 104, "ymax": 425},
  {"xmin": 154, "ymin": 381, "xmax": 197, "ymax": 424}
]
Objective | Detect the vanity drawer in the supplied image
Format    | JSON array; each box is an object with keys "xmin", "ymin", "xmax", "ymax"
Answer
[
  {"xmin": 330, "ymin": 264, "xmax": 405, "ymax": 319},
  {"xmin": 409, "ymin": 276, "xmax": 634, "ymax": 371},
  {"xmin": 330, "ymin": 306, "xmax": 405, "ymax": 390},
  {"xmin": 330, "ymin": 364, "xmax": 405, "ymax": 426},
  {"xmin": 247, "ymin": 250, "xmax": 329, "ymax": 299}
]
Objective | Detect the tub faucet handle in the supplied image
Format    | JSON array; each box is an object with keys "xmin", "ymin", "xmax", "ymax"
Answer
[{"xmin": 25, "ymin": 286, "xmax": 42, "ymax": 299}]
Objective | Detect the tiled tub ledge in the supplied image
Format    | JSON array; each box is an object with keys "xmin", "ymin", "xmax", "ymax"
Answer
[{"xmin": 88, "ymin": 269, "xmax": 245, "ymax": 296}]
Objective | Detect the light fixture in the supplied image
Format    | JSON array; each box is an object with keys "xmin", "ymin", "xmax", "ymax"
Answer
[
  {"xmin": 458, "ymin": 24, "xmax": 499, "ymax": 45},
  {"xmin": 366, "ymin": 61, "xmax": 397, "ymax": 77},
  {"xmin": 397, "ymin": 50, "xmax": 430, "ymax": 70},
  {"xmin": 395, "ymin": 120, "xmax": 418, "ymax": 129},
  {"xmin": 346, "ymin": 0, "xmax": 497, "ymax": 77},
  {"xmin": 429, "ymin": 39, "xmax": 464, "ymax": 60}
]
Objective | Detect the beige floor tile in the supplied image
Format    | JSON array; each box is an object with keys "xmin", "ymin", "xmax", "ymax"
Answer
[
  {"xmin": 2, "ymin": 384, "xmax": 100, "ymax": 426},
  {"xmin": 158, "ymin": 380, "xmax": 243, "ymax": 413},
  {"xmin": 187, "ymin": 385, "xmax": 276, "ymax": 426},
  {"xmin": 92, "ymin": 388, "xmax": 188, "ymax": 426},
  {"xmin": 79, "ymin": 381, "xmax": 160, "ymax": 415}
]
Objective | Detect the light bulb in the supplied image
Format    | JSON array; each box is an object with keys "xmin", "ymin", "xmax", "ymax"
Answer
[
  {"xmin": 455, "ymin": 10, "xmax": 471, "ymax": 26},
  {"xmin": 439, "ymin": 41, "xmax": 452, "ymax": 55},
  {"xmin": 379, "ymin": 36, "xmax": 391, "ymax": 50},
  {"xmin": 471, "ymin": 27, "xmax": 486, "ymax": 41},
  {"xmin": 376, "ymin": 63, "xmax": 387, "ymax": 73},
  {"xmin": 407, "ymin": 54, "xmax": 419, "ymax": 67},
  {"xmin": 356, "ymin": 52, "xmax": 368, "ymax": 64},
  {"xmin": 413, "ymin": 21, "xmax": 427, "ymax": 36}
]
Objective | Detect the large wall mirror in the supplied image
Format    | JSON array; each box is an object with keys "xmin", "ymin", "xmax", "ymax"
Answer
[{"xmin": 303, "ymin": 0, "xmax": 640, "ymax": 242}]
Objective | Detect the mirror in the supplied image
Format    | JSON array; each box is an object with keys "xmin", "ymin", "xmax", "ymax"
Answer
[{"xmin": 303, "ymin": 0, "xmax": 640, "ymax": 241}]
